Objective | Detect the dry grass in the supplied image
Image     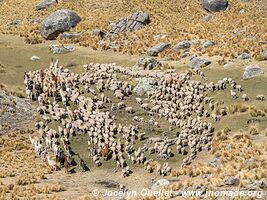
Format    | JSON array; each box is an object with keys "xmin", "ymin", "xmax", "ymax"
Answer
[
  {"xmin": 227, "ymin": 103, "xmax": 249, "ymax": 115},
  {"xmin": 170, "ymin": 132, "xmax": 267, "ymax": 191},
  {"xmin": 0, "ymin": 129, "xmax": 66, "ymax": 199},
  {"xmin": 0, "ymin": 0, "xmax": 266, "ymax": 59}
]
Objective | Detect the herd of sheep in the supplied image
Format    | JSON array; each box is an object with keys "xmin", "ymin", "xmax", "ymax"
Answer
[{"xmin": 24, "ymin": 60, "xmax": 265, "ymax": 177}]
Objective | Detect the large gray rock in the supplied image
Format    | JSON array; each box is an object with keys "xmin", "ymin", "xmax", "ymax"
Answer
[
  {"xmin": 243, "ymin": 65, "xmax": 264, "ymax": 79},
  {"xmin": 40, "ymin": 9, "xmax": 81, "ymax": 40},
  {"xmin": 35, "ymin": 0, "xmax": 57, "ymax": 11},
  {"xmin": 110, "ymin": 11, "xmax": 150, "ymax": 34},
  {"xmin": 224, "ymin": 176, "xmax": 239, "ymax": 186},
  {"xmin": 151, "ymin": 179, "xmax": 170, "ymax": 190},
  {"xmin": 147, "ymin": 42, "xmax": 171, "ymax": 56},
  {"xmin": 173, "ymin": 41, "xmax": 191, "ymax": 51},
  {"xmin": 263, "ymin": 50, "xmax": 267, "ymax": 60},
  {"xmin": 203, "ymin": 0, "xmax": 229, "ymax": 12},
  {"xmin": 133, "ymin": 58, "xmax": 162, "ymax": 70},
  {"xmin": 133, "ymin": 78, "xmax": 158, "ymax": 96},
  {"xmin": 189, "ymin": 56, "xmax": 211, "ymax": 69},
  {"xmin": 49, "ymin": 44, "xmax": 75, "ymax": 54}
]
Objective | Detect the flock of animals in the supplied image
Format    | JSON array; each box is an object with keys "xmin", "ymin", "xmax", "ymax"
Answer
[{"xmin": 24, "ymin": 60, "xmax": 265, "ymax": 178}]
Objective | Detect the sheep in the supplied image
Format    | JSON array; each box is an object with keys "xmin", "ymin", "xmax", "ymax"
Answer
[
  {"xmin": 242, "ymin": 94, "xmax": 249, "ymax": 101},
  {"xmin": 256, "ymin": 95, "xmax": 265, "ymax": 101},
  {"xmin": 230, "ymin": 90, "xmax": 238, "ymax": 99},
  {"xmin": 125, "ymin": 106, "xmax": 134, "ymax": 113}
]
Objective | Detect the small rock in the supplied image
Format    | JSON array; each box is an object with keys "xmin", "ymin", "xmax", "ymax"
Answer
[
  {"xmin": 92, "ymin": 29, "xmax": 106, "ymax": 39},
  {"xmin": 238, "ymin": 52, "xmax": 251, "ymax": 60},
  {"xmin": 153, "ymin": 34, "xmax": 167, "ymax": 40},
  {"xmin": 36, "ymin": 0, "xmax": 57, "ymax": 11},
  {"xmin": 224, "ymin": 176, "xmax": 240, "ymax": 186},
  {"xmin": 243, "ymin": 65, "xmax": 264, "ymax": 79},
  {"xmin": 203, "ymin": 0, "xmax": 229, "ymax": 13},
  {"xmin": 173, "ymin": 41, "xmax": 191, "ymax": 51},
  {"xmin": 49, "ymin": 44, "xmax": 75, "ymax": 54},
  {"xmin": 62, "ymin": 32, "xmax": 81, "ymax": 40},
  {"xmin": 147, "ymin": 42, "xmax": 171, "ymax": 56},
  {"xmin": 202, "ymin": 41, "xmax": 216, "ymax": 48},
  {"xmin": 133, "ymin": 78, "xmax": 158, "ymax": 96},
  {"xmin": 263, "ymin": 50, "xmax": 267, "ymax": 60},
  {"xmin": 223, "ymin": 62, "xmax": 234, "ymax": 69},
  {"xmin": 203, "ymin": 15, "xmax": 213, "ymax": 21},
  {"xmin": 189, "ymin": 56, "xmax": 211, "ymax": 69},
  {"xmin": 30, "ymin": 56, "xmax": 40, "ymax": 61},
  {"xmin": 151, "ymin": 179, "xmax": 170, "ymax": 190},
  {"xmin": 209, "ymin": 157, "xmax": 221, "ymax": 167},
  {"xmin": 133, "ymin": 58, "xmax": 162, "ymax": 70}
]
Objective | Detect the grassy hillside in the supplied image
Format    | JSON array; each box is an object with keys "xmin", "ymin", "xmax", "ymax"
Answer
[{"xmin": 0, "ymin": 0, "xmax": 266, "ymax": 59}]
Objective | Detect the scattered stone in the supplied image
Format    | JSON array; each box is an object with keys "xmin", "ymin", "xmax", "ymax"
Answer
[
  {"xmin": 251, "ymin": 179, "xmax": 267, "ymax": 189},
  {"xmin": 203, "ymin": 0, "xmax": 229, "ymax": 13},
  {"xmin": 110, "ymin": 11, "xmax": 150, "ymax": 34},
  {"xmin": 151, "ymin": 179, "xmax": 170, "ymax": 190},
  {"xmin": 224, "ymin": 176, "xmax": 240, "ymax": 186},
  {"xmin": 238, "ymin": 52, "xmax": 251, "ymax": 60},
  {"xmin": 0, "ymin": 90, "xmax": 33, "ymax": 127},
  {"xmin": 189, "ymin": 56, "xmax": 211, "ymax": 69},
  {"xmin": 202, "ymin": 41, "xmax": 215, "ymax": 48},
  {"xmin": 92, "ymin": 29, "xmax": 106, "ymax": 39},
  {"xmin": 133, "ymin": 58, "xmax": 162, "ymax": 70},
  {"xmin": 35, "ymin": 0, "xmax": 57, "ymax": 11},
  {"xmin": 133, "ymin": 78, "xmax": 158, "ymax": 96},
  {"xmin": 153, "ymin": 34, "xmax": 167, "ymax": 40},
  {"xmin": 147, "ymin": 42, "xmax": 171, "ymax": 56},
  {"xmin": 263, "ymin": 50, "xmax": 267, "ymax": 60},
  {"xmin": 203, "ymin": 15, "xmax": 213, "ymax": 22},
  {"xmin": 209, "ymin": 157, "xmax": 221, "ymax": 167},
  {"xmin": 49, "ymin": 44, "xmax": 75, "ymax": 54},
  {"xmin": 61, "ymin": 32, "xmax": 81, "ymax": 40},
  {"xmin": 40, "ymin": 9, "xmax": 81, "ymax": 40},
  {"xmin": 30, "ymin": 56, "xmax": 40, "ymax": 61},
  {"xmin": 173, "ymin": 41, "xmax": 191, "ymax": 51},
  {"xmin": 243, "ymin": 65, "xmax": 264, "ymax": 79}
]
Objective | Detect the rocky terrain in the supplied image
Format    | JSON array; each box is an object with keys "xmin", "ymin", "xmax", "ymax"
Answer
[{"xmin": 0, "ymin": 0, "xmax": 266, "ymax": 200}]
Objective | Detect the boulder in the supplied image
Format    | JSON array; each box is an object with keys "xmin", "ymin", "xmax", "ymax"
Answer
[
  {"xmin": 224, "ymin": 176, "xmax": 239, "ymax": 186},
  {"xmin": 147, "ymin": 42, "xmax": 171, "ymax": 56},
  {"xmin": 61, "ymin": 32, "xmax": 81, "ymax": 40},
  {"xmin": 203, "ymin": 0, "xmax": 229, "ymax": 12},
  {"xmin": 238, "ymin": 52, "xmax": 251, "ymax": 60},
  {"xmin": 263, "ymin": 50, "xmax": 267, "ymax": 60},
  {"xmin": 151, "ymin": 179, "xmax": 170, "ymax": 190},
  {"xmin": 202, "ymin": 41, "xmax": 215, "ymax": 48},
  {"xmin": 40, "ymin": 9, "xmax": 81, "ymax": 40},
  {"xmin": 133, "ymin": 78, "xmax": 158, "ymax": 96},
  {"xmin": 189, "ymin": 56, "xmax": 211, "ymax": 69},
  {"xmin": 35, "ymin": 0, "xmax": 57, "ymax": 11},
  {"xmin": 173, "ymin": 41, "xmax": 191, "ymax": 51},
  {"xmin": 133, "ymin": 58, "xmax": 162, "ymax": 70},
  {"xmin": 243, "ymin": 65, "xmax": 264, "ymax": 79},
  {"xmin": 110, "ymin": 11, "xmax": 150, "ymax": 34},
  {"xmin": 49, "ymin": 44, "xmax": 75, "ymax": 54}
]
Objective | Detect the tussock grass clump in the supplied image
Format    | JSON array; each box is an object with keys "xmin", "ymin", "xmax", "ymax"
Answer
[
  {"xmin": 228, "ymin": 103, "xmax": 248, "ymax": 114},
  {"xmin": 250, "ymin": 107, "xmax": 266, "ymax": 117},
  {"xmin": 248, "ymin": 124, "xmax": 260, "ymax": 135}
]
